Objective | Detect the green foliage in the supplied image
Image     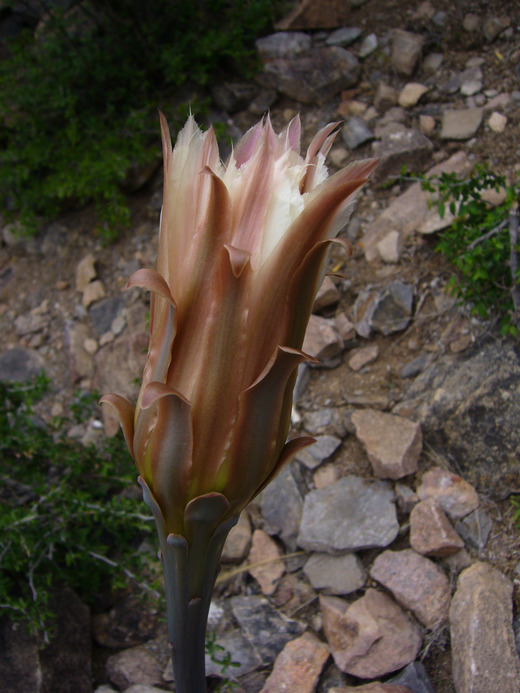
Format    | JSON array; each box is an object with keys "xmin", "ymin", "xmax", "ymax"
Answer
[
  {"xmin": 0, "ymin": 0, "xmax": 278, "ymax": 240},
  {"xmin": 412, "ymin": 164, "xmax": 520, "ymax": 335},
  {"xmin": 0, "ymin": 374, "xmax": 156, "ymax": 639},
  {"xmin": 206, "ymin": 630, "xmax": 241, "ymax": 691}
]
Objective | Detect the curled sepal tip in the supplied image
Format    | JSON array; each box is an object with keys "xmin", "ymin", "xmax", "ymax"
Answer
[
  {"xmin": 126, "ymin": 268, "xmax": 176, "ymax": 305},
  {"xmin": 99, "ymin": 393, "xmax": 135, "ymax": 459}
]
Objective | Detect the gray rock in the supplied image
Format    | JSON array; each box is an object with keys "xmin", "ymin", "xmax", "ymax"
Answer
[
  {"xmin": 371, "ymin": 128, "xmax": 433, "ymax": 184},
  {"xmin": 0, "ymin": 347, "xmax": 45, "ymax": 382},
  {"xmin": 256, "ymin": 32, "xmax": 311, "ymax": 60},
  {"xmin": 410, "ymin": 498, "xmax": 465, "ymax": 557},
  {"xmin": 440, "ymin": 107, "xmax": 483, "ymax": 140},
  {"xmin": 106, "ymin": 645, "xmax": 163, "ymax": 690},
  {"xmin": 205, "ymin": 628, "xmax": 262, "ymax": 677},
  {"xmin": 304, "ymin": 552, "xmax": 366, "ymax": 594},
  {"xmin": 423, "ymin": 52, "xmax": 443, "ymax": 73},
  {"xmin": 302, "ymin": 407, "xmax": 347, "ymax": 437},
  {"xmin": 388, "ymin": 661, "xmax": 436, "ymax": 693},
  {"xmin": 401, "ymin": 353, "xmax": 431, "ymax": 378},
  {"xmin": 260, "ymin": 47, "xmax": 359, "ymax": 104},
  {"xmin": 295, "ymin": 434, "xmax": 342, "ymax": 470},
  {"xmin": 260, "ymin": 464, "xmax": 303, "ymax": 548},
  {"xmin": 391, "ymin": 29, "xmax": 424, "ymax": 76},
  {"xmin": 230, "ymin": 595, "xmax": 304, "ymax": 665},
  {"xmin": 325, "ymin": 27, "xmax": 362, "ymax": 47},
  {"xmin": 341, "ymin": 116, "xmax": 374, "ymax": 149},
  {"xmin": 450, "ymin": 562, "xmax": 520, "ymax": 693},
  {"xmin": 89, "ymin": 295, "xmax": 125, "ymax": 335},
  {"xmin": 358, "ymin": 32, "xmax": 378, "ymax": 58},
  {"xmin": 416, "ymin": 466, "xmax": 479, "ymax": 520},
  {"xmin": 395, "ymin": 339, "xmax": 520, "ymax": 498},
  {"xmin": 248, "ymin": 88, "xmax": 277, "ymax": 116},
  {"xmin": 354, "ymin": 281, "xmax": 413, "ymax": 338},
  {"xmin": 302, "ymin": 314, "xmax": 343, "ymax": 361},
  {"xmin": 297, "ymin": 475, "xmax": 399, "ymax": 552},
  {"xmin": 455, "ymin": 507, "xmax": 493, "ymax": 553}
]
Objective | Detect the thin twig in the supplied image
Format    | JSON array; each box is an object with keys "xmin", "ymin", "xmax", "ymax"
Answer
[
  {"xmin": 509, "ymin": 202, "xmax": 519, "ymax": 329},
  {"xmin": 467, "ymin": 219, "xmax": 508, "ymax": 250}
]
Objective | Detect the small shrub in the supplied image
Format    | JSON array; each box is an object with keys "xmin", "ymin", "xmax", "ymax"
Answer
[
  {"xmin": 404, "ymin": 164, "xmax": 520, "ymax": 336},
  {"xmin": 0, "ymin": 374, "xmax": 156, "ymax": 639},
  {"xmin": 0, "ymin": 0, "xmax": 279, "ymax": 240}
]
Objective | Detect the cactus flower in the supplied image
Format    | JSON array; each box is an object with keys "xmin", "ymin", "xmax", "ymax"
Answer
[
  {"xmin": 102, "ymin": 114, "xmax": 376, "ymax": 536},
  {"xmin": 101, "ymin": 114, "xmax": 376, "ymax": 693}
]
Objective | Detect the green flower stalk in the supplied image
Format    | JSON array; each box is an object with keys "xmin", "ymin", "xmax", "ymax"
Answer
[{"xmin": 102, "ymin": 113, "xmax": 376, "ymax": 692}]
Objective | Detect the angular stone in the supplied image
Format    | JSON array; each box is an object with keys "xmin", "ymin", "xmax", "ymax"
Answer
[
  {"xmin": 398, "ymin": 83, "xmax": 429, "ymax": 107},
  {"xmin": 391, "ymin": 30, "xmax": 424, "ymax": 76},
  {"xmin": 89, "ymin": 295, "xmax": 125, "ymax": 335},
  {"xmin": 371, "ymin": 128, "xmax": 433, "ymax": 184},
  {"xmin": 488, "ymin": 111, "xmax": 507, "ymax": 132},
  {"xmin": 256, "ymin": 32, "xmax": 311, "ymax": 60},
  {"xmin": 260, "ymin": 464, "xmax": 303, "ymax": 548},
  {"xmin": 231, "ymin": 595, "xmax": 304, "ymax": 665},
  {"xmin": 374, "ymin": 82, "xmax": 398, "ymax": 111},
  {"xmin": 326, "ymin": 27, "xmax": 362, "ymax": 47},
  {"xmin": 419, "ymin": 114, "xmax": 435, "ymax": 136},
  {"xmin": 348, "ymin": 344, "xmax": 379, "ymax": 371},
  {"xmin": 440, "ymin": 108, "xmax": 483, "ymax": 140},
  {"xmin": 248, "ymin": 529, "xmax": 285, "ymax": 595},
  {"xmin": 304, "ymin": 552, "xmax": 366, "ymax": 594},
  {"xmin": 358, "ymin": 33, "xmax": 378, "ymax": 58},
  {"xmin": 416, "ymin": 466, "xmax": 479, "ymax": 520},
  {"xmin": 296, "ymin": 434, "xmax": 342, "ymax": 470},
  {"xmin": 297, "ymin": 475, "xmax": 399, "ymax": 552},
  {"xmin": 450, "ymin": 562, "xmax": 520, "ymax": 693},
  {"xmin": 302, "ymin": 407, "xmax": 347, "ymax": 436},
  {"xmin": 352, "ymin": 409, "xmax": 422, "ymax": 480},
  {"xmin": 14, "ymin": 311, "xmax": 47, "ymax": 336},
  {"xmin": 342, "ymin": 116, "xmax": 374, "ymax": 149},
  {"xmin": 321, "ymin": 590, "xmax": 422, "ymax": 678},
  {"xmin": 377, "ymin": 230, "xmax": 403, "ymax": 263},
  {"xmin": 260, "ymin": 47, "xmax": 359, "ymax": 104},
  {"xmin": 370, "ymin": 549, "xmax": 450, "ymax": 628},
  {"xmin": 455, "ymin": 507, "xmax": 493, "ymax": 552},
  {"xmin": 76, "ymin": 252, "xmax": 97, "ymax": 292},
  {"xmin": 106, "ymin": 646, "xmax": 163, "ymax": 690},
  {"xmin": 303, "ymin": 314, "xmax": 343, "ymax": 361},
  {"xmin": 410, "ymin": 498, "xmax": 464, "ymax": 557},
  {"xmin": 82, "ymin": 279, "xmax": 106, "ymax": 308},
  {"xmin": 222, "ymin": 510, "xmax": 252, "ymax": 563},
  {"xmin": 389, "ymin": 661, "xmax": 436, "ymax": 692},
  {"xmin": 370, "ymin": 281, "xmax": 414, "ymax": 335},
  {"xmin": 314, "ymin": 275, "xmax": 341, "ymax": 312},
  {"xmin": 335, "ymin": 313, "xmax": 356, "ymax": 342},
  {"xmin": 260, "ymin": 631, "xmax": 330, "ymax": 693},
  {"xmin": 68, "ymin": 322, "xmax": 94, "ymax": 380}
]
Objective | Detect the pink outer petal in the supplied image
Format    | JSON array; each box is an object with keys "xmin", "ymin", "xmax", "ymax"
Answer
[
  {"xmin": 99, "ymin": 393, "xmax": 135, "ymax": 459},
  {"xmin": 211, "ymin": 346, "xmax": 311, "ymax": 510},
  {"xmin": 133, "ymin": 383, "xmax": 194, "ymax": 535}
]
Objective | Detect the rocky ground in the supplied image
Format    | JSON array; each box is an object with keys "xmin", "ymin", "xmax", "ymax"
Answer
[{"xmin": 1, "ymin": 0, "xmax": 520, "ymax": 692}]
